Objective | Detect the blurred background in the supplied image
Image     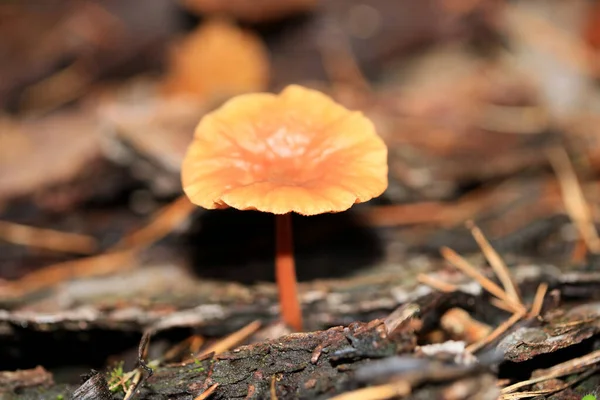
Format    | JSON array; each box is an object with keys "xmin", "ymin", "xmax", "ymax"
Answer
[{"xmin": 0, "ymin": 0, "xmax": 599, "ymax": 385}]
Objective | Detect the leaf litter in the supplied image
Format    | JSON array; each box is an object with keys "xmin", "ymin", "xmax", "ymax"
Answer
[{"xmin": 1, "ymin": 1, "xmax": 600, "ymax": 399}]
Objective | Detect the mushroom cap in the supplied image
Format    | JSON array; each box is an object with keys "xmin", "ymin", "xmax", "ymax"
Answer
[
  {"xmin": 161, "ymin": 19, "xmax": 269, "ymax": 102},
  {"xmin": 181, "ymin": 85, "xmax": 388, "ymax": 216},
  {"xmin": 178, "ymin": 0, "xmax": 317, "ymax": 23}
]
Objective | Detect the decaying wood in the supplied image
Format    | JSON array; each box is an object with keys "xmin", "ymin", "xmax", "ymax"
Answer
[
  {"xmin": 1, "ymin": 255, "xmax": 599, "ymax": 336},
  {"xmin": 498, "ymin": 301, "xmax": 600, "ymax": 362},
  {"xmin": 6, "ymin": 291, "xmax": 600, "ymax": 399},
  {"xmin": 142, "ymin": 320, "xmax": 414, "ymax": 399},
  {"xmin": 72, "ymin": 371, "xmax": 113, "ymax": 400},
  {"xmin": 11, "ymin": 319, "xmax": 415, "ymax": 399}
]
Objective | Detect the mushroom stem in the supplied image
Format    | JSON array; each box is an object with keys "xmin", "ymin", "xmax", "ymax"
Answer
[{"xmin": 275, "ymin": 213, "xmax": 303, "ymax": 331}]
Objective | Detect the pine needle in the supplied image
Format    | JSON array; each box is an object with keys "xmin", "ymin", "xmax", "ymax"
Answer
[
  {"xmin": 490, "ymin": 297, "xmax": 517, "ymax": 313},
  {"xmin": 467, "ymin": 221, "xmax": 522, "ymax": 304},
  {"xmin": 466, "ymin": 310, "xmax": 526, "ymax": 353},
  {"xmin": 547, "ymin": 147, "xmax": 600, "ymax": 254},
  {"xmin": 113, "ymin": 195, "xmax": 195, "ymax": 250},
  {"xmin": 328, "ymin": 380, "xmax": 411, "ymax": 400},
  {"xmin": 441, "ymin": 247, "xmax": 525, "ymax": 314},
  {"xmin": 122, "ymin": 369, "xmax": 143, "ymax": 400},
  {"xmin": 0, "ymin": 250, "xmax": 136, "ymax": 298},
  {"xmin": 198, "ymin": 320, "xmax": 261, "ymax": 358},
  {"xmin": 0, "ymin": 220, "xmax": 98, "ymax": 254},
  {"xmin": 194, "ymin": 383, "xmax": 219, "ymax": 400},
  {"xmin": 527, "ymin": 283, "xmax": 548, "ymax": 319},
  {"xmin": 417, "ymin": 273, "xmax": 459, "ymax": 293}
]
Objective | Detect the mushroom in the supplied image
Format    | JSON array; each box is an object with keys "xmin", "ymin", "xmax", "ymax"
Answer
[
  {"xmin": 181, "ymin": 85, "xmax": 388, "ymax": 331},
  {"xmin": 161, "ymin": 19, "xmax": 269, "ymax": 103},
  {"xmin": 177, "ymin": 0, "xmax": 317, "ymax": 23}
]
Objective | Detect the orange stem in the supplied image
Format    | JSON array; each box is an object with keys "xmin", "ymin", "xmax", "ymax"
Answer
[{"xmin": 275, "ymin": 213, "xmax": 303, "ymax": 331}]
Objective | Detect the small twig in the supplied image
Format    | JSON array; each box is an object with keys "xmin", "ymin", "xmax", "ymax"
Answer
[
  {"xmin": 163, "ymin": 335, "xmax": 205, "ymax": 363},
  {"xmin": 500, "ymin": 359, "xmax": 600, "ymax": 400},
  {"xmin": 466, "ymin": 310, "xmax": 526, "ymax": 354},
  {"xmin": 355, "ymin": 177, "xmax": 559, "ymax": 230},
  {"xmin": 194, "ymin": 383, "xmax": 219, "ymax": 400},
  {"xmin": 440, "ymin": 308, "xmax": 491, "ymax": 344},
  {"xmin": 501, "ymin": 367, "xmax": 599, "ymax": 399},
  {"xmin": 112, "ymin": 195, "xmax": 195, "ymax": 250},
  {"xmin": 467, "ymin": 221, "xmax": 522, "ymax": 304},
  {"xmin": 527, "ymin": 283, "xmax": 548, "ymax": 319},
  {"xmin": 417, "ymin": 273, "xmax": 458, "ymax": 293},
  {"xmin": 490, "ymin": 298, "xmax": 517, "ymax": 313},
  {"xmin": 553, "ymin": 316, "xmax": 600, "ymax": 330},
  {"xmin": 441, "ymin": 247, "xmax": 525, "ymax": 314},
  {"xmin": 122, "ymin": 369, "xmax": 143, "ymax": 400},
  {"xmin": 138, "ymin": 330, "xmax": 154, "ymax": 377},
  {"xmin": 198, "ymin": 320, "xmax": 262, "ymax": 358},
  {"xmin": 547, "ymin": 147, "xmax": 600, "ymax": 254},
  {"xmin": 0, "ymin": 196, "xmax": 196, "ymax": 300},
  {"xmin": 496, "ymin": 378, "xmax": 512, "ymax": 387},
  {"xmin": 0, "ymin": 220, "xmax": 98, "ymax": 254},
  {"xmin": 357, "ymin": 202, "xmax": 450, "ymax": 228},
  {"xmin": 190, "ymin": 335, "xmax": 204, "ymax": 354},
  {"xmin": 502, "ymin": 348, "xmax": 600, "ymax": 395},
  {"xmin": 571, "ymin": 237, "xmax": 588, "ymax": 263},
  {"xmin": 0, "ymin": 250, "xmax": 136, "ymax": 299},
  {"xmin": 328, "ymin": 380, "xmax": 411, "ymax": 400},
  {"xmin": 110, "ymin": 329, "xmax": 156, "ymax": 400}
]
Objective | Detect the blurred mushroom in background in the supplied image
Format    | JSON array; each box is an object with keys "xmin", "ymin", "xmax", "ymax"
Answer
[
  {"xmin": 161, "ymin": 18, "xmax": 270, "ymax": 103},
  {"xmin": 177, "ymin": 0, "xmax": 318, "ymax": 23}
]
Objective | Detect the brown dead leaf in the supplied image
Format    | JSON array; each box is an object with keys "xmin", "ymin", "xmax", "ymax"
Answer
[
  {"xmin": 98, "ymin": 79, "xmax": 204, "ymax": 173},
  {"xmin": 0, "ymin": 111, "xmax": 104, "ymax": 203}
]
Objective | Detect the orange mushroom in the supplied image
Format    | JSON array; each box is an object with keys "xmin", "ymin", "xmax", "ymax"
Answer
[
  {"xmin": 161, "ymin": 19, "xmax": 269, "ymax": 103},
  {"xmin": 181, "ymin": 85, "xmax": 388, "ymax": 331},
  {"xmin": 177, "ymin": 0, "xmax": 317, "ymax": 23}
]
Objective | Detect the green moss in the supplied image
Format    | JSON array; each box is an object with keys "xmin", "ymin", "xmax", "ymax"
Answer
[
  {"xmin": 108, "ymin": 361, "xmax": 124, "ymax": 379},
  {"xmin": 107, "ymin": 361, "xmax": 127, "ymax": 394}
]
